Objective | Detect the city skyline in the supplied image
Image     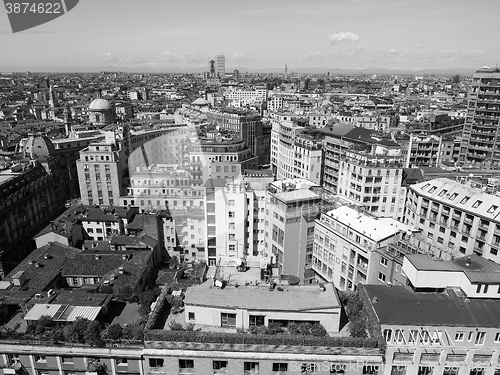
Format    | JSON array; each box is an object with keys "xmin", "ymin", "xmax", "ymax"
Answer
[{"xmin": 0, "ymin": 0, "xmax": 499, "ymax": 73}]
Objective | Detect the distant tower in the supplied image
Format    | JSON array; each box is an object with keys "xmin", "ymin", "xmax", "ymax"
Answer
[
  {"xmin": 233, "ymin": 69, "xmax": 240, "ymax": 82},
  {"xmin": 48, "ymin": 84, "xmax": 57, "ymax": 108},
  {"xmin": 215, "ymin": 55, "xmax": 225, "ymax": 77},
  {"xmin": 209, "ymin": 60, "xmax": 215, "ymax": 76},
  {"xmin": 284, "ymin": 64, "xmax": 288, "ymax": 80}
]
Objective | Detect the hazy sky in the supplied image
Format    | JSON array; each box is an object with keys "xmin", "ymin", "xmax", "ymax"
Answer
[{"xmin": 0, "ymin": 0, "xmax": 499, "ymax": 72}]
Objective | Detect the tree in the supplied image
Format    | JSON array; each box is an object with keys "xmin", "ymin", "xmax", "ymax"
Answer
[
  {"xmin": 87, "ymin": 359, "xmax": 107, "ymax": 375},
  {"xmin": 63, "ymin": 317, "xmax": 88, "ymax": 343},
  {"xmin": 105, "ymin": 323, "xmax": 123, "ymax": 340},
  {"xmin": 83, "ymin": 321, "xmax": 105, "ymax": 347}
]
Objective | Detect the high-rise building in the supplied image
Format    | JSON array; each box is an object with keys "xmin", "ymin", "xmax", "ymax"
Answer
[
  {"xmin": 76, "ymin": 132, "xmax": 125, "ymax": 206},
  {"xmin": 459, "ymin": 67, "xmax": 500, "ymax": 166},
  {"xmin": 270, "ymin": 115, "xmax": 324, "ymax": 184},
  {"xmin": 265, "ymin": 179, "xmax": 321, "ymax": 281},
  {"xmin": 204, "ymin": 179, "xmax": 249, "ymax": 266},
  {"xmin": 209, "ymin": 59, "xmax": 215, "ymax": 76},
  {"xmin": 215, "ymin": 54, "xmax": 225, "ymax": 77}
]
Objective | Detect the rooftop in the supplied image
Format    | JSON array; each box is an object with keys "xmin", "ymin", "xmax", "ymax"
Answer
[
  {"xmin": 405, "ymin": 253, "xmax": 500, "ymax": 284},
  {"xmin": 321, "ymin": 206, "xmax": 407, "ymax": 242},
  {"xmin": 410, "ymin": 178, "xmax": 500, "ymax": 220},
  {"xmin": 363, "ymin": 284, "xmax": 500, "ymax": 328},
  {"xmin": 184, "ymin": 282, "xmax": 340, "ymax": 312}
]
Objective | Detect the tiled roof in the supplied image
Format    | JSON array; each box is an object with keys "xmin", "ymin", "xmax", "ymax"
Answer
[
  {"xmin": 62, "ymin": 254, "xmax": 128, "ymax": 277},
  {"xmin": 7, "ymin": 242, "xmax": 83, "ymax": 292},
  {"xmin": 363, "ymin": 284, "xmax": 500, "ymax": 328}
]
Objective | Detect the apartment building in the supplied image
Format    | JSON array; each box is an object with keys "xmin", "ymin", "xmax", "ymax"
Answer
[
  {"xmin": 265, "ymin": 179, "xmax": 321, "ymax": 282},
  {"xmin": 459, "ymin": 67, "xmax": 500, "ymax": 166},
  {"xmin": 312, "ymin": 206, "xmax": 409, "ymax": 291},
  {"xmin": 404, "ymin": 178, "xmax": 500, "ymax": 262},
  {"xmin": 204, "ymin": 179, "xmax": 249, "ymax": 266},
  {"xmin": 362, "ymin": 252, "xmax": 500, "ymax": 375},
  {"xmin": 337, "ymin": 147, "xmax": 407, "ymax": 220},
  {"xmin": 77, "ymin": 133, "xmax": 126, "ymax": 206},
  {"xmin": 0, "ymin": 162, "xmax": 62, "ymax": 277},
  {"xmin": 189, "ymin": 134, "xmax": 258, "ymax": 183},
  {"xmin": 242, "ymin": 169, "xmax": 275, "ymax": 258},
  {"xmin": 206, "ymin": 109, "xmax": 269, "ymax": 165},
  {"xmin": 271, "ymin": 115, "xmax": 324, "ymax": 184}
]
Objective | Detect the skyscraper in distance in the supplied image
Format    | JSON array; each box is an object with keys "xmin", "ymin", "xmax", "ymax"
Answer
[
  {"xmin": 216, "ymin": 55, "xmax": 225, "ymax": 77},
  {"xmin": 459, "ymin": 67, "xmax": 500, "ymax": 166}
]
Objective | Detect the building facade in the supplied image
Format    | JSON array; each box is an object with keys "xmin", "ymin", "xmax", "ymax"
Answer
[
  {"xmin": 404, "ymin": 178, "xmax": 500, "ymax": 262},
  {"xmin": 459, "ymin": 67, "xmax": 500, "ymax": 167}
]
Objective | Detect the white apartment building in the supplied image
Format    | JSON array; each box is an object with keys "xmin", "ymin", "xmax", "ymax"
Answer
[
  {"xmin": 204, "ymin": 179, "xmax": 249, "ymax": 266},
  {"xmin": 271, "ymin": 115, "xmax": 324, "ymax": 184},
  {"xmin": 404, "ymin": 178, "xmax": 500, "ymax": 262},
  {"xmin": 312, "ymin": 206, "xmax": 409, "ymax": 291},
  {"xmin": 242, "ymin": 170, "xmax": 275, "ymax": 258},
  {"xmin": 224, "ymin": 86, "xmax": 268, "ymax": 105},
  {"xmin": 337, "ymin": 149, "xmax": 407, "ymax": 220},
  {"xmin": 265, "ymin": 179, "xmax": 321, "ymax": 282}
]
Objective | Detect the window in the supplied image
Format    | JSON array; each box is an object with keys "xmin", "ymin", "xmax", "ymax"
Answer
[
  {"xmin": 228, "ymin": 200, "xmax": 235, "ymax": 206},
  {"xmin": 61, "ymin": 356, "xmax": 73, "ymax": 364},
  {"xmin": 301, "ymin": 363, "xmax": 318, "ymax": 373},
  {"xmin": 249, "ymin": 315, "xmax": 265, "ymax": 326},
  {"xmin": 244, "ymin": 362, "xmax": 259, "ymax": 374},
  {"xmin": 475, "ymin": 331, "xmax": 486, "ymax": 345},
  {"xmin": 228, "ymin": 211, "xmax": 235, "ymax": 218},
  {"xmin": 35, "ymin": 355, "xmax": 46, "ymax": 363},
  {"xmin": 488, "ymin": 205, "xmax": 498, "ymax": 213},
  {"xmin": 213, "ymin": 361, "xmax": 228, "ymax": 373},
  {"xmin": 380, "ymin": 257, "xmax": 388, "ymax": 267},
  {"xmin": 418, "ymin": 367, "xmax": 433, "ymax": 375},
  {"xmin": 363, "ymin": 366, "xmax": 378, "ymax": 375},
  {"xmin": 455, "ymin": 331, "xmax": 464, "ymax": 341},
  {"xmin": 472, "ymin": 200, "xmax": 483, "ymax": 208},
  {"xmin": 149, "ymin": 358, "xmax": 164, "ymax": 368},
  {"xmin": 221, "ymin": 313, "xmax": 236, "ymax": 327},
  {"xmin": 390, "ymin": 366, "xmax": 407, "ymax": 375},
  {"xmin": 273, "ymin": 363, "xmax": 288, "ymax": 372},
  {"xmin": 378, "ymin": 272, "xmax": 386, "ymax": 282},
  {"xmin": 188, "ymin": 312, "xmax": 195, "ymax": 321},
  {"xmin": 495, "ymin": 332, "xmax": 500, "ymax": 342},
  {"xmin": 179, "ymin": 359, "xmax": 194, "ymax": 374},
  {"xmin": 460, "ymin": 196, "xmax": 470, "ymax": 204},
  {"xmin": 116, "ymin": 359, "xmax": 128, "ymax": 366}
]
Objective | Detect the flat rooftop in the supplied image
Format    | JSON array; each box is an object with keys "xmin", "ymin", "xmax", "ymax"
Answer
[
  {"xmin": 363, "ymin": 284, "xmax": 500, "ymax": 328},
  {"xmin": 184, "ymin": 282, "xmax": 340, "ymax": 312},
  {"xmin": 322, "ymin": 206, "xmax": 406, "ymax": 242},
  {"xmin": 406, "ymin": 253, "xmax": 500, "ymax": 284}
]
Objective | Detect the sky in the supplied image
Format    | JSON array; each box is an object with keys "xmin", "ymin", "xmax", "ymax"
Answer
[{"xmin": 0, "ymin": 0, "xmax": 499, "ymax": 73}]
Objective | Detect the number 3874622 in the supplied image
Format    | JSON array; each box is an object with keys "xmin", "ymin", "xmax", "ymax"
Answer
[{"xmin": 5, "ymin": 2, "xmax": 62, "ymax": 14}]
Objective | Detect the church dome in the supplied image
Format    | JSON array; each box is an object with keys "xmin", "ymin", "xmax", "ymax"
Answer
[
  {"xmin": 23, "ymin": 134, "xmax": 55, "ymax": 159},
  {"xmin": 191, "ymin": 98, "xmax": 210, "ymax": 106},
  {"xmin": 89, "ymin": 98, "xmax": 112, "ymax": 111}
]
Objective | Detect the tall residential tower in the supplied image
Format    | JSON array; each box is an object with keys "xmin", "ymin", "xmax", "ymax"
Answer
[{"xmin": 459, "ymin": 67, "xmax": 500, "ymax": 166}]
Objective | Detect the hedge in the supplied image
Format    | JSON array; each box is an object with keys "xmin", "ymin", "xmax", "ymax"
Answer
[{"xmin": 145, "ymin": 329, "xmax": 379, "ymax": 348}]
